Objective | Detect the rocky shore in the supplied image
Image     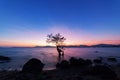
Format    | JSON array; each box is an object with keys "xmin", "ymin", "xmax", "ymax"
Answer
[{"xmin": 0, "ymin": 57, "xmax": 120, "ymax": 80}]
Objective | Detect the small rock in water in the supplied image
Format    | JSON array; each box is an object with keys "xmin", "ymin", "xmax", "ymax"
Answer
[
  {"xmin": 95, "ymin": 51, "xmax": 99, "ymax": 53},
  {"xmin": 0, "ymin": 55, "xmax": 11, "ymax": 61}
]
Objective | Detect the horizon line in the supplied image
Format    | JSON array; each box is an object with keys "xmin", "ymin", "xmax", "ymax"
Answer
[{"xmin": 0, "ymin": 43, "xmax": 120, "ymax": 47}]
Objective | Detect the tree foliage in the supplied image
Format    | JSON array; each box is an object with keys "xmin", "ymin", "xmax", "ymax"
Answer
[{"xmin": 46, "ymin": 33, "xmax": 66, "ymax": 46}]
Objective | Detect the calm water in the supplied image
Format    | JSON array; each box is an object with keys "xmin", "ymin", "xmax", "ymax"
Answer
[{"xmin": 0, "ymin": 47, "xmax": 120, "ymax": 70}]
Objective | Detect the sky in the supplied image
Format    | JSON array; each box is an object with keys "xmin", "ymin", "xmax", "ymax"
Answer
[{"xmin": 0, "ymin": 0, "xmax": 120, "ymax": 47}]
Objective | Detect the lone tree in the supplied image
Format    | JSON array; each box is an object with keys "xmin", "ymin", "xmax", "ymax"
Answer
[{"xmin": 46, "ymin": 33, "xmax": 66, "ymax": 56}]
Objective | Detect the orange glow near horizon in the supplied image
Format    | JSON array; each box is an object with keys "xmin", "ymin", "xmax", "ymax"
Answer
[
  {"xmin": 0, "ymin": 39, "xmax": 120, "ymax": 47},
  {"xmin": 0, "ymin": 26, "xmax": 120, "ymax": 47}
]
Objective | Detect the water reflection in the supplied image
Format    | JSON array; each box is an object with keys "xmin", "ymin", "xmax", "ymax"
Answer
[{"xmin": 0, "ymin": 48, "xmax": 120, "ymax": 70}]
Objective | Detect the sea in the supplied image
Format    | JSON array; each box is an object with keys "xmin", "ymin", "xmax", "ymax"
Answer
[{"xmin": 0, "ymin": 47, "xmax": 120, "ymax": 70}]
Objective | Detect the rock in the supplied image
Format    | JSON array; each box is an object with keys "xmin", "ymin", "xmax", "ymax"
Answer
[
  {"xmin": 22, "ymin": 58, "xmax": 44, "ymax": 74},
  {"xmin": 69, "ymin": 57, "xmax": 80, "ymax": 67},
  {"xmin": 69, "ymin": 57, "xmax": 91, "ymax": 67},
  {"xmin": 76, "ymin": 76, "xmax": 83, "ymax": 80},
  {"xmin": 0, "ymin": 55, "xmax": 11, "ymax": 63},
  {"xmin": 15, "ymin": 72, "xmax": 42, "ymax": 80},
  {"xmin": 89, "ymin": 65, "xmax": 118, "ymax": 80},
  {"xmin": 56, "ymin": 62, "xmax": 60, "ymax": 68},
  {"xmin": 93, "ymin": 59, "xmax": 102, "ymax": 64},
  {"xmin": 0, "ymin": 55, "xmax": 11, "ymax": 61},
  {"xmin": 85, "ymin": 59, "xmax": 92, "ymax": 66},
  {"xmin": 59, "ymin": 60, "xmax": 70, "ymax": 69},
  {"xmin": 78, "ymin": 58, "xmax": 86, "ymax": 66},
  {"xmin": 107, "ymin": 57, "xmax": 117, "ymax": 62},
  {"xmin": 94, "ymin": 51, "xmax": 99, "ymax": 53}
]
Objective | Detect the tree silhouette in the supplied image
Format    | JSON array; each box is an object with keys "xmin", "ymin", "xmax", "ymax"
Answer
[{"xmin": 46, "ymin": 33, "xmax": 66, "ymax": 56}]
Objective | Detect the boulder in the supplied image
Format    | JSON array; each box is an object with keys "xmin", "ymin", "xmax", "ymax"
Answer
[
  {"xmin": 0, "ymin": 55, "xmax": 11, "ymax": 61},
  {"xmin": 89, "ymin": 65, "xmax": 118, "ymax": 80},
  {"xmin": 56, "ymin": 62, "xmax": 60, "ymax": 68},
  {"xmin": 85, "ymin": 59, "xmax": 92, "ymax": 66},
  {"xmin": 93, "ymin": 59, "xmax": 102, "ymax": 64},
  {"xmin": 0, "ymin": 55, "xmax": 11, "ymax": 63},
  {"xmin": 59, "ymin": 60, "xmax": 70, "ymax": 69},
  {"xmin": 69, "ymin": 57, "xmax": 80, "ymax": 67},
  {"xmin": 22, "ymin": 58, "xmax": 44, "ymax": 74},
  {"xmin": 107, "ymin": 57, "xmax": 117, "ymax": 62},
  {"xmin": 69, "ymin": 57, "xmax": 91, "ymax": 67},
  {"xmin": 78, "ymin": 58, "xmax": 86, "ymax": 66}
]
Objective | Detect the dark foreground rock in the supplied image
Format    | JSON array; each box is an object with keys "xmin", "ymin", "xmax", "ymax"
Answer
[
  {"xmin": 85, "ymin": 59, "xmax": 92, "ymax": 66},
  {"xmin": 93, "ymin": 59, "xmax": 102, "ymax": 64},
  {"xmin": 69, "ymin": 57, "xmax": 92, "ymax": 67},
  {"xmin": 85, "ymin": 65, "xmax": 119, "ymax": 80},
  {"xmin": 22, "ymin": 58, "xmax": 44, "ymax": 74},
  {"xmin": 0, "ymin": 63, "xmax": 120, "ymax": 80},
  {"xmin": 107, "ymin": 57, "xmax": 117, "ymax": 62},
  {"xmin": 56, "ymin": 60, "xmax": 70, "ymax": 69},
  {"xmin": 69, "ymin": 57, "xmax": 81, "ymax": 67}
]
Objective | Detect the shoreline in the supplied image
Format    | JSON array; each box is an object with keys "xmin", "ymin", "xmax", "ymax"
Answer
[
  {"xmin": 0, "ymin": 57, "xmax": 120, "ymax": 80},
  {"xmin": 0, "ymin": 56, "xmax": 120, "ymax": 71},
  {"xmin": 0, "ymin": 64, "xmax": 120, "ymax": 80}
]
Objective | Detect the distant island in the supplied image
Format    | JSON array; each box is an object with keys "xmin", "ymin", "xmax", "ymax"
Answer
[
  {"xmin": 34, "ymin": 44, "xmax": 120, "ymax": 48},
  {"xmin": 0, "ymin": 44, "xmax": 120, "ymax": 48}
]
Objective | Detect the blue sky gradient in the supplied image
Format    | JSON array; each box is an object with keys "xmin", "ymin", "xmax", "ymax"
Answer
[{"xmin": 0, "ymin": 0, "xmax": 120, "ymax": 46}]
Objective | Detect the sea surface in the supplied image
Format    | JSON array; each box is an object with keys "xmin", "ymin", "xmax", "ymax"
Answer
[{"xmin": 0, "ymin": 47, "xmax": 120, "ymax": 70}]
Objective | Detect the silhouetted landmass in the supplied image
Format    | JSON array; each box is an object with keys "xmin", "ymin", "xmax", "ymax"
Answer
[
  {"xmin": 64, "ymin": 45, "xmax": 89, "ymax": 48},
  {"xmin": 47, "ymin": 44, "xmax": 120, "ymax": 48},
  {"xmin": 91, "ymin": 44, "xmax": 120, "ymax": 47},
  {"xmin": 34, "ymin": 46, "xmax": 54, "ymax": 48},
  {"xmin": 73, "ymin": 44, "xmax": 120, "ymax": 47},
  {"xmin": 35, "ymin": 44, "xmax": 120, "ymax": 48},
  {"xmin": 0, "ymin": 44, "xmax": 120, "ymax": 48}
]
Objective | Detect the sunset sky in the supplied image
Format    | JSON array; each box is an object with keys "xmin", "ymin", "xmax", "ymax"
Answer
[{"xmin": 0, "ymin": 0, "xmax": 120, "ymax": 47}]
